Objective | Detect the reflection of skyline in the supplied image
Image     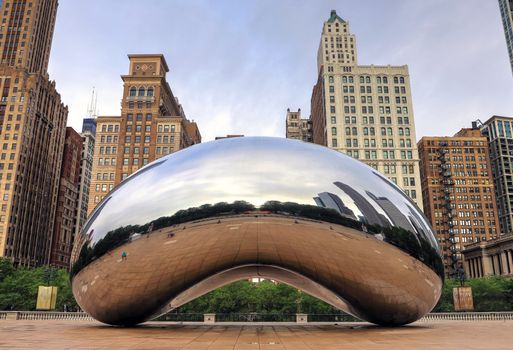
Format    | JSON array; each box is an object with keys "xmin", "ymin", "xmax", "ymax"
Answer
[
  {"xmin": 80, "ymin": 137, "xmax": 438, "ymax": 255},
  {"xmin": 371, "ymin": 171, "xmax": 438, "ymax": 248},
  {"xmin": 334, "ymin": 181, "xmax": 389, "ymax": 227},
  {"xmin": 314, "ymin": 192, "xmax": 356, "ymax": 220},
  {"xmin": 365, "ymin": 191, "xmax": 416, "ymax": 234}
]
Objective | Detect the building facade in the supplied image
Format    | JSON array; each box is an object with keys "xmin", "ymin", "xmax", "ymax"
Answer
[
  {"xmin": 285, "ymin": 109, "xmax": 312, "ymax": 142},
  {"xmin": 75, "ymin": 128, "xmax": 95, "ymax": 237},
  {"xmin": 309, "ymin": 10, "xmax": 422, "ymax": 206},
  {"xmin": 499, "ymin": 0, "xmax": 513, "ymax": 75},
  {"xmin": 51, "ymin": 127, "xmax": 82, "ymax": 268},
  {"xmin": 87, "ymin": 54, "xmax": 201, "ymax": 214},
  {"xmin": 462, "ymin": 234, "xmax": 513, "ymax": 278},
  {"xmin": 0, "ymin": 0, "xmax": 69, "ymax": 266},
  {"xmin": 480, "ymin": 116, "xmax": 513, "ymax": 234},
  {"xmin": 418, "ymin": 128, "xmax": 500, "ymax": 276}
]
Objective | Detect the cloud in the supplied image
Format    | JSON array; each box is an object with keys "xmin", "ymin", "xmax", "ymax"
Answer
[{"xmin": 48, "ymin": 0, "xmax": 513, "ymax": 141}]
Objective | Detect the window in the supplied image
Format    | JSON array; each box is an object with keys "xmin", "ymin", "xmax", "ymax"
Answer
[
  {"xmin": 138, "ymin": 87, "xmax": 145, "ymax": 96},
  {"xmin": 331, "ymin": 127, "xmax": 337, "ymax": 136},
  {"xmin": 146, "ymin": 114, "xmax": 152, "ymax": 121},
  {"xmin": 129, "ymin": 87, "xmax": 136, "ymax": 97},
  {"xmin": 147, "ymin": 87, "xmax": 154, "ymax": 97},
  {"xmin": 332, "ymin": 138, "xmax": 337, "ymax": 147}
]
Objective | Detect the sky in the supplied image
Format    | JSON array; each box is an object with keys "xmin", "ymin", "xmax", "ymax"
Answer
[{"xmin": 48, "ymin": 0, "xmax": 513, "ymax": 142}]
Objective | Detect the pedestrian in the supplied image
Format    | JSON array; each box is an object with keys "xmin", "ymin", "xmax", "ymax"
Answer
[{"xmin": 121, "ymin": 251, "xmax": 127, "ymax": 260}]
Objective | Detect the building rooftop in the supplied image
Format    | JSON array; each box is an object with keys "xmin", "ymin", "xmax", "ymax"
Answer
[
  {"xmin": 327, "ymin": 10, "xmax": 345, "ymax": 23},
  {"xmin": 127, "ymin": 54, "xmax": 169, "ymax": 72}
]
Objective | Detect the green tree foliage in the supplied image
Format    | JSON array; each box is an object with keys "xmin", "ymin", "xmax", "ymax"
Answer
[
  {"xmin": 433, "ymin": 276, "xmax": 513, "ymax": 312},
  {"xmin": 6, "ymin": 256, "xmax": 513, "ymax": 315},
  {"xmin": 0, "ymin": 258, "xmax": 77, "ymax": 311},
  {"xmin": 175, "ymin": 280, "xmax": 340, "ymax": 315}
]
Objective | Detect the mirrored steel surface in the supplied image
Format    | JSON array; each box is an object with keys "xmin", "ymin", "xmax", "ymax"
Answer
[{"xmin": 71, "ymin": 137, "xmax": 443, "ymax": 326}]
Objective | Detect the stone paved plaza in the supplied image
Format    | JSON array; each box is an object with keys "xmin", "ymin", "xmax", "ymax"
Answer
[{"xmin": 2, "ymin": 320, "xmax": 513, "ymax": 349}]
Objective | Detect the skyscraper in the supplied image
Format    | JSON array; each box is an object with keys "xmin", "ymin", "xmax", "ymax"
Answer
[
  {"xmin": 75, "ymin": 128, "xmax": 95, "ymax": 238},
  {"xmin": 499, "ymin": 0, "xmax": 513, "ymax": 75},
  {"xmin": 0, "ymin": 0, "xmax": 69, "ymax": 266},
  {"xmin": 418, "ymin": 127, "xmax": 500, "ymax": 276},
  {"xmin": 87, "ymin": 54, "xmax": 201, "ymax": 214},
  {"xmin": 51, "ymin": 127, "xmax": 82, "ymax": 268},
  {"xmin": 309, "ymin": 10, "xmax": 422, "ymax": 207},
  {"xmin": 480, "ymin": 116, "xmax": 513, "ymax": 234}
]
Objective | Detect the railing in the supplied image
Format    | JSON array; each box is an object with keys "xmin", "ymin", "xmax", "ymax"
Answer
[
  {"xmin": 419, "ymin": 312, "xmax": 513, "ymax": 322},
  {"xmin": 3, "ymin": 311, "xmax": 513, "ymax": 322},
  {"xmin": 308, "ymin": 314, "xmax": 361, "ymax": 322},
  {"xmin": 0, "ymin": 311, "xmax": 93, "ymax": 321},
  {"xmin": 155, "ymin": 313, "xmax": 204, "ymax": 322},
  {"xmin": 216, "ymin": 313, "xmax": 296, "ymax": 322}
]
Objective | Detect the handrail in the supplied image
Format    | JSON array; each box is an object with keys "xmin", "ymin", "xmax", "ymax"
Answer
[{"xmin": 2, "ymin": 311, "xmax": 513, "ymax": 322}]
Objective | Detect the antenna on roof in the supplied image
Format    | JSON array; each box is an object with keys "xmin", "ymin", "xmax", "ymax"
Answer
[{"xmin": 86, "ymin": 87, "xmax": 98, "ymax": 118}]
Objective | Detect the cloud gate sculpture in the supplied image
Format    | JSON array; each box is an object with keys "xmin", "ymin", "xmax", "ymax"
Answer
[{"xmin": 71, "ymin": 137, "xmax": 443, "ymax": 326}]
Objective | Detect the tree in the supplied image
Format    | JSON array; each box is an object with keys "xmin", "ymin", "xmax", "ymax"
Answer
[{"xmin": 0, "ymin": 257, "xmax": 15, "ymax": 282}]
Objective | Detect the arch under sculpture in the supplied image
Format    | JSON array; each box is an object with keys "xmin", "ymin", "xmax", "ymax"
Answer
[{"xmin": 71, "ymin": 137, "xmax": 443, "ymax": 326}]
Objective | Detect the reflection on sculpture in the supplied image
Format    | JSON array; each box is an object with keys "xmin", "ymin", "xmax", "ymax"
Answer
[{"xmin": 70, "ymin": 137, "xmax": 443, "ymax": 327}]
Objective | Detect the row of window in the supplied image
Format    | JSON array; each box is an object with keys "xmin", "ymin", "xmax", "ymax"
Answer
[
  {"xmin": 344, "ymin": 138, "xmax": 413, "ymax": 148},
  {"xmin": 333, "ymin": 105, "xmax": 409, "ymax": 115},
  {"xmin": 339, "ymin": 75, "xmax": 406, "ymax": 85},
  {"xmin": 382, "ymin": 164, "xmax": 416, "ymax": 175},
  {"xmin": 127, "ymin": 113, "xmax": 152, "ymax": 121},
  {"xmin": 124, "ymin": 146, "xmax": 150, "ymax": 154},
  {"xmin": 335, "ymin": 116, "xmax": 411, "ymax": 125},
  {"xmin": 97, "ymin": 157, "xmax": 116, "ymax": 166},
  {"xmin": 334, "ymin": 126, "xmax": 411, "ymax": 137},
  {"xmin": 128, "ymin": 86, "xmax": 154, "ymax": 97},
  {"xmin": 95, "ymin": 183, "xmax": 114, "ymax": 192},
  {"xmin": 336, "ymin": 146, "xmax": 415, "ymax": 161},
  {"xmin": 334, "ymin": 95, "xmax": 408, "ymax": 105},
  {"xmin": 126, "ymin": 124, "xmax": 151, "ymax": 132},
  {"xmin": 100, "ymin": 124, "xmax": 120, "ymax": 133},
  {"xmin": 96, "ymin": 173, "xmax": 115, "ymax": 180},
  {"xmin": 122, "ymin": 158, "xmax": 150, "ymax": 166}
]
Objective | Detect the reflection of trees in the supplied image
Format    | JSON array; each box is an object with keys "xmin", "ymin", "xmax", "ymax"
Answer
[
  {"xmin": 71, "ymin": 201, "xmax": 255, "ymax": 277},
  {"xmin": 72, "ymin": 200, "xmax": 443, "ymax": 281},
  {"xmin": 260, "ymin": 201, "xmax": 362, "ymax": 230},
  {"xmin": 261, "ymin": 201, "xmax": 443, "ymax": 278}
]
